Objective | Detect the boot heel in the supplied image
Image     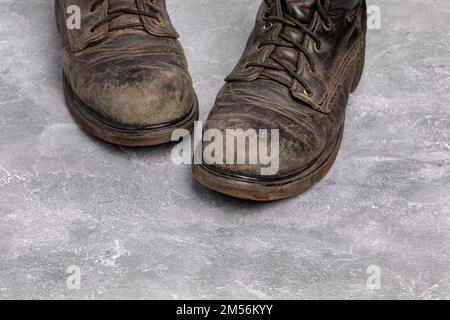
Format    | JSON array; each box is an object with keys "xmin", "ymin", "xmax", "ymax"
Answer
[{"xmin": 351, "ymin": 49, "xmax": 365, "ymax": 92}]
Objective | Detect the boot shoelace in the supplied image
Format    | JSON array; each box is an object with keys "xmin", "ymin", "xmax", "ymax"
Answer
[
  {"xmin": 246, "ymin": 0, "xmax": 332, "ymax": 98},
  {"xmin": 90, "ymin": 0, "xmax": 162, "ymax": 33}
]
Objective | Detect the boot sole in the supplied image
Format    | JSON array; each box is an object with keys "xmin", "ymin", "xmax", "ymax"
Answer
[
  {"xmin": 192, "ymin": 124, "xmax": 344, "ymax": 201},
  {"xmin": 63, "ymin": 73, "xmax": 199, "ymax": 147}
]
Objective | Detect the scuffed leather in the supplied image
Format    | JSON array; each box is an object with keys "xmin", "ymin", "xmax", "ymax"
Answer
[
  {"xmin": 56, "ymin": 0, "xmax": 192, "ymax": 127},
  {"xmin": 204, "ymin": 0, "xmax": 367, "ymax": 178}
]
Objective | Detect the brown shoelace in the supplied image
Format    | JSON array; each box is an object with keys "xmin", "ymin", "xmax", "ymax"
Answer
[
  {"xmin": 246, "ymin": 0, "xmax": 333, "ymax": 97},
  {"xmin": 90, "ymin": 0, "xmax": 162, "ymax": 33}
]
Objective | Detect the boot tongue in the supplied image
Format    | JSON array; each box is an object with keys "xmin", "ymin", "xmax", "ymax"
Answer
[
  {"xmin": 281, "ymin": 0, "xmax": 317, "ymax": 24},
  {"xmin": 108, "ymin": 0, "xmax": 138, "ymax": 10},
  {"xmin": 263, "ymin": 0, "xmax": 318, "ymax": 83},
  {"xmin": 107, "ymin": 0, "xmax": 144, "ymax": 31}
]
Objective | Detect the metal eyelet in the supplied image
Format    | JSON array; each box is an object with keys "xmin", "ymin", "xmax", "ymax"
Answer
[
  {"xmin": 303, "ymin": 88, "xmax": 314, "ymax": 97},
  {"xmin": 154, "ymin": 15, "xmax": 163, "ymax": 25},
  {"xmin": 262, "ymin": 22, "xmax": 273, "ymax": 32},
  {"xmin": 314, "ymin": 42, "xmax": 323, "ymax": 53},
  {"xmin": 323, "ymin": 22, "xmax": 332, "ymax": 32}
]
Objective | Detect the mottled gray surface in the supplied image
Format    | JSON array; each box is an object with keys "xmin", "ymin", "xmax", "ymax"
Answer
[{"xmin": 0, "ymin": 0, "xmax": 449, "ymax": 300}]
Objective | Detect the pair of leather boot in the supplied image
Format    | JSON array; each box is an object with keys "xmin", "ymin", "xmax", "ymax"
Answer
[{"xmin": 56, "ymin": 0, "xmax": 367, "ymax": 201}]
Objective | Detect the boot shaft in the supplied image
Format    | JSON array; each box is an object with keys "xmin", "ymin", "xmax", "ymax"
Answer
[
  {"xmin": 281, "ymin": 0, "xmax": 363, "ymax": 11},
  {"xmin": 278, "ymin": 0, "xmax": 363, "ymax": 22},
  {"xmin": 226, "ymin": 0, "xmax": 367, "ymax": 114}
]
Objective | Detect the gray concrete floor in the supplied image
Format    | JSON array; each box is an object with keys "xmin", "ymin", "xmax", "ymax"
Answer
[{"xmin": 0, "ymin": 0, "xmax": 449, "ymax": 299}]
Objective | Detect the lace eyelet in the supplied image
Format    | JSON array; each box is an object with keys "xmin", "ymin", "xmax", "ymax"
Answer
[
  {"xmin": 303, "ymin": 88, "xmax": 314, "ymax": 97},
  {"xmin": 262, "ymin": 22, "xmax": 273, "ymax": 32},
  {"xmin": 154, "ymin": 16, "xmax": 163, "ymax": 25},
  {"xmin": 314, "ymin": 42, "xmax": 323, "ymax": 53},
  {"xmin": 323, "ymin": 22, "xmax": 332, "ymax": 32}
]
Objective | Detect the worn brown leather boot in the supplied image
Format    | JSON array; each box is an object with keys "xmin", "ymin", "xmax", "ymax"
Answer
[
  {"xmin": 55, "ymin": 0, "xmax": 198, "ymax": 146},
  {"xmin": 193, "ymin": 0, "xmax": 367, "ymax": 201}
]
